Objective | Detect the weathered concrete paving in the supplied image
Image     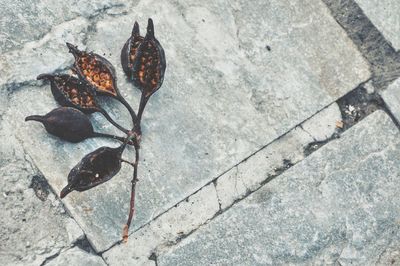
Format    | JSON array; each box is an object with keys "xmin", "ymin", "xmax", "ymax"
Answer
[
  {"xmin": 156, "ymin": 111, "xmax": 400, "ymax": 265},
  {"xmin": 5, "ymin": 0, "xmax": 369, "ymax": 252},
  {"xmin": 354, "ymin": 0, "xmax": 400, "ymax": 51}
]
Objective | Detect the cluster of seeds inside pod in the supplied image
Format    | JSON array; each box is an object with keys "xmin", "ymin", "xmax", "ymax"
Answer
[
  {"xmin": 129, "ymin": 36, "xmax": 144, "ymax": 68},
  {"xmin": 78, "ymin": 55, "xmax": 115, "ymax": 94},
  {"xmin": 138, "ymin": 41, "xmax": 161, "ymax": 93},
  {"xmin": 55, "ymin": 76, "xmax": 97, "ymax": 109}
]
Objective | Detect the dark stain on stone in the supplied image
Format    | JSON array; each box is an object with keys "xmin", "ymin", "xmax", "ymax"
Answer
[{"xmin": 29, "ymin": 175, "xmax": 50, "ymax": 201}]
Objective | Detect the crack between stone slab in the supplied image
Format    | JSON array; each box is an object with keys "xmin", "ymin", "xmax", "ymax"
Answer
[{"xmin": 98, "ymin": 80, "xmax": 372, "ymax": 253}]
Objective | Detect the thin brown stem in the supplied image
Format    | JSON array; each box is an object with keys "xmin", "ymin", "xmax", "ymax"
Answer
[
  {"xmin": 136, "ymin": 93, "xmax": 149, "ymax": 126},
  {"xmin": 91, "ymin": 132, "xmax": 127, "ymax": 143},
  {"xmin": 123, "ymin": 143, "xmax": 140, "ymax": 242},
  {"xmin": 117, "ymin": 95, "xmax": 139, "ymax": 129},
  {"xmin": 99, "ymin": 108, "xmax": 129, "ymax": 134}
]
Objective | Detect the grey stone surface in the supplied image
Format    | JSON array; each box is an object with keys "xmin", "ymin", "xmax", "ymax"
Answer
[
  {"xmin": 104, "ymin": 184, "xmax": 219, "ymax": 266},
  {"xmin": 46, "ymin": 247, "xmax": 106, "ymax": 266},
  {"xmin": 0, "ymin": 95, "xmax": 85, "ymax": 265},
  {"xmin": 158, "ymin": 111, "xmax": 400, "ymax": 266},
  {"xmin": 8, "ymin": 0, "xmax": 369, "ymax": 252},
  {"xmin": 381, "ymin": 78, "xmax": 400, "ymax": 123},
  {"xmin": 355, "ymin": 0, "xmax": 400, "ymax": 50},
  {"xmin": 0, "ymin": 0, "xmax": 130, "ymax": 53}
]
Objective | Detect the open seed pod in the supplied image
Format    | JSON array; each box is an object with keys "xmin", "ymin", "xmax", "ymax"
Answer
[
  {"xmin": 25, "ymin": 107, "xmax": 94, "ymax": 143},
  {"xmin": 121, "ymin": 21, "xmax": 144, "ymax": 82},
  {"xmin": 60, "ymin": 143, "xmax": 126, "ymax": 198},
  {"xmin": 67, "ymin": 43, "xmax": 120, "ymax": 98},
  {"xmin": 37, "ymin": 74, "xmax": 98, "ymax": 114},
  {"xmin": 131, "ymin": 18, "xmax": 166, "ymax": 97}
]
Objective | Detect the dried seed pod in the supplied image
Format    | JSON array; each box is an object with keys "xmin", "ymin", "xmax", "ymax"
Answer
[
  {"xmin": 132, "ymin": 18, "xmax": 166, "ymax": 97},
  {"xmin": 37, "ymin": 74, "xmax": 98, "ymax": 114},
  {"xmin": 121, "ymin": 21, "xmax": 144, "ymax": 81},
  {"xmin": 60, "ymin": 144, "xmax": 126, "ymax": 198},
  {"xmin": 25, "ymin": 107, "xmax": 94, "ymax": 143},
  {"xmin": 66, "ymin": 43, "xmax": 119, "ymax": 97}
]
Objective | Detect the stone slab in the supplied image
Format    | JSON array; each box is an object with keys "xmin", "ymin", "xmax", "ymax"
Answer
[
  {"xmin": 9, "ymin": 0, "xmax": 369, "ymax": 251},
  {"xmin": 104, "ymin": 103, "xmax": 339, "ymax": 265},
  {"xmin": 0, "ymin": 97, "xmax": 85, "ymax": 265},
  {"xmin": 0, "ymin": 0, "xmax": 130, "ymax": 53},
  {"xmin": 158, "ymin": 111, "xmax": 400, "ymax": 265},
  {"xmin": 47, "ymin": 247, "xmax": 106, "ymax": 266},
  {"xmin": 381, "ymin": 78, "xmax": 400, "ymax": 123},
  {"xmin": 355, "ymin": 0, "xmax": 400, "ymax": 50}
]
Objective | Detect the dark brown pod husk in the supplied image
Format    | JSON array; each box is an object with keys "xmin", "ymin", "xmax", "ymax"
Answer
[
  {"xmin": 132, "ymin": 18, "xmax": 166, "ymax": 97},
  {"xmin": 37, "ymin": 74, "xmax": 99, "ymax": 114},
  {"xmin": 25, "ymin": 107, "xmax": 94, "ymax": 143},
  {"xmin": 60, "ymin": 143, "xmax": 126, "ymax": 198},
  {"xmin": 66, "ymin": 43, "xmax": 120, "ymax": 97},
  {"xmin": 121, "ymin": 21, "xmax": 144, "ymax": 83}
]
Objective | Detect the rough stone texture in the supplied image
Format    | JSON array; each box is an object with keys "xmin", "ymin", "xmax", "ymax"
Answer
[
  {"xmin": 323, "ymin": 0, "xmax": 400, "ymax": 90},
  {"xmin": 104, "ymin": 184, "xmax": 219, "ymax": 265},
  {"xmin": 354, "ymin": 0, "xmax": 400, "ymax": 50},
  {"xmin": 158, "ymin": 111, "xmax": 400, "ymax": 265},
  {"xmin": 8, "ymin": 0, "xmax": 369, "ymax": 251},
  {"xmin": 0, "ymin": 0, "xmax": 131, "ymax": 54},
  {"xmin": 46, "ymin": 247, "xmax": 106, "ymax": 266},
  {"xmin": 301, "ymin": 103, "xmax": 341, "ymax": 142},
  {"xmin": 215, "ymin": 126, "xmax": 313, "ymax": 210},
  {"xmin": 0, "ymin": 95, "xmax": 85, "ymax": 265},
  {"xmin": 104, "ymin": 102, "xmax": 341, "ymax": 264},
  {"xmin": 381, "ymin": 78, "xmax": 400, "ymax": 123}
]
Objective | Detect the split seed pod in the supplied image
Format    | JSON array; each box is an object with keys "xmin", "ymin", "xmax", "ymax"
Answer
[
  {"xmin": 60, "ymin": 143, "xmax": 126, "ymax": 198},
  {"xmin": 67, "ymin": 43, "xmax": 139, "ymax": 127},
  {"xmin": 25, "ymin": 107, "xmax": 94, "ymax": 143},
  {"xmin": 67, "ymin": 43, "xmax": 120, "ymax": 98},
  {"xmin": 131, "ymin": 18, "xmax": 166, "ymax": 97},
  {"xmin": 37, "ymin": 74, "xmax": 98, "ymax": 114},
  {"xmin": 121, "ymin": 21, "xmax": 144, "ymax": 82}
]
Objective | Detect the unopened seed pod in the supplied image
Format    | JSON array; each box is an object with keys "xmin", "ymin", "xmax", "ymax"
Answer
[
  {"xmin": 37, "ymin": 74, "xmax": 98, "ymax": 114},
  {"xmin": 60, "ymin": 144, "xmax": 126, "ymax": 198},
  {"xmin": 66, "ymin": 43, "xmax": 120, "ymax": 98},
  {"xmin": 131, "ymin": 18, "xmax": 166, "ymax": 97},
  {"xmin": 25, "ymin": 107, "xmax": 94, "ymax": 143}
]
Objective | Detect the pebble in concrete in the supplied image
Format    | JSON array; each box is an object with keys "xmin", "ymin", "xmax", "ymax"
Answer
[
  {"xmin": 9, "ymin": 0, "xmax": 369, "ymax": 252},
  {"xmin": 355, "ymin": 0, "xmax": 400, "ymax": 50},
  {"xmin": 158, "ymin": 111, "xmax": 400, "ymax": 265}
]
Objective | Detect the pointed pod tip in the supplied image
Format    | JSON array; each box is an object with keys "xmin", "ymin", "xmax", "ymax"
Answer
[
  {"xmin": 66, "ymin": 42, "xmax": 80, "ymax": 55},
  {"xmin": 25, "ymin": 115, "xmax": 44, "ymax": 123},
  {"xmin": 37, "ymin": 73, "xmax": 55, "ymax": 81},
  {"xmin": 60, "ymin": 185, "xmax": 73, "ymax": 199},
  {"xmin": 132, "ymin": 21, "xmax": 140, "ymax": 37},
  {"xmin": 146, "ymin": 18, "xmax": 154, "ymax": 37}
]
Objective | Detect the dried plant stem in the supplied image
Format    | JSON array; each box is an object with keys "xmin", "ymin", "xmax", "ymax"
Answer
[
  {"xmin": 99, "ymin": 109, "xmax": 129, "ymax": 134},
  {"xmin": 123, "ymin": 143, "xmax": 140, "ymax": 242},
  {"xmin": 137, "ymin": 93, "xmax": 149, "ymax": 125},
  {"xmin": 91, "ymin": 132, "xmax": 127, "ymax": 143},
  {"xmin": 117, "ymin": 95, "xmax": 139, "ymax": 128}
]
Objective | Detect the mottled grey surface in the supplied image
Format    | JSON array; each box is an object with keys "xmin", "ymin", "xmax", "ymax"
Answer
[
  {"xmin": 355, "ymin": 0, "xmax": 400, "ymax": 50},
  {"xmin": 7, "ymin": 0, "xmax": 369, "ymax": 252},
  {"xmin": 0, "ymin": 91, "xmax": 85, "ymax": 265},
  {"xmin": 381, "ymin": 78, "xmax": 400, "ymax": 123},
  {"xmin": 159, "ymin": 111, "xmax": 400, "ymax": 266},
  {"xmin": 0, "ymin": 0, "xmax": 130, "ymax": 53},
  {"xmin": 46, "ymin": 247, "xmax": 106, "ymax": 266}
]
